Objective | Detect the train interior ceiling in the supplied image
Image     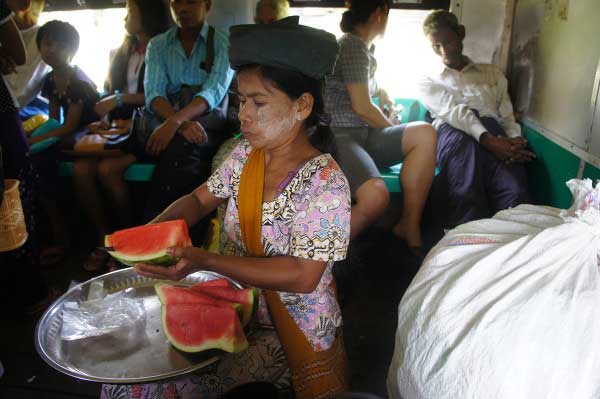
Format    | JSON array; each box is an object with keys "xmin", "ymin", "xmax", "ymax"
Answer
[{"xmin": 2, "ymin": 0, "xmax": 600, "ymax": 398}]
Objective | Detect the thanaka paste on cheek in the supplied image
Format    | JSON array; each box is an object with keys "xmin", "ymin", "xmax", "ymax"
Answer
[{"xmin": 257, "ymin": 103, "xmax": 298, "ymax": 142}]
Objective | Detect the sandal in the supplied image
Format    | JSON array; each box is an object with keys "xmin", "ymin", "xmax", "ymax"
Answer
[{"xmin": 83, "ymin": 249, "xmax": 109, "ymax": 272}]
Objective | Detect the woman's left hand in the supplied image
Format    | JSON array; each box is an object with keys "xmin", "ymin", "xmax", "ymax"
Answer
[{"xmin": 134, "ymin": 246, "xmax": 209, "ymax": 281}]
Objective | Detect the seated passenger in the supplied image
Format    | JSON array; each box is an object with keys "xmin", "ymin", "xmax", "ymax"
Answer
[
  {"xmin": 324, "ymin": 0, "xmax": 437, "ymax": 251},
  {"xmin": 31, "ymin": 20, "xmax": 99, "ymax": 145},
  {"xmin": 30, "ymin": 20, "xmax": 99, "ymax": 265},
  {"xmin": 141, "ymin": 0, "xmax": 234, "ymax": 220},
  {"xmin": 419, "ymin": 10, "xmax": 534, "ymax": 229},
  {"xmin": 255, "ymin": 0, "xmax": 289, "ymax": 24},
  {"xmin": 102, "ymin": 19, "xmax": 350, "ymax": 399},
  {"xmin": 72, "ymin": 0, "xmax": 169, "ymax": 273},
  {"xmin": 4, "ymin": 0, "xmax": 50, "ymax": 120}
]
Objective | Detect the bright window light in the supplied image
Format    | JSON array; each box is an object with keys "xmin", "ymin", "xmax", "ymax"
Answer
[
  {"xmin": 291, "ymin": 8, "xmax": 441, "ymax": 99},
  {"xmin": 39, "ymin": 8, "xmax": 128, "ymax": 92}
]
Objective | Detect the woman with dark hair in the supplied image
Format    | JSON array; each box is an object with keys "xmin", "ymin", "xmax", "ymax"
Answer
[
  {"xmin": 101, "ymin": 19, "xmax": 350, "ymax": 399},
  {"xmin": 325, "ymin": 0, "xmax": 437, "ymax": 253},
  {"xmin": 72, "ymin": 0, "xmax": 169, "ymax": 272}
]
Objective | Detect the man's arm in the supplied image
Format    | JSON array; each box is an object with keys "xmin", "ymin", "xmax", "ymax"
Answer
[
  {"xmin": 144, "ymin": 38, "xmax": 171, "ymax": 115},
  {"xmin": 192, "ymin": 29, "xmax": 234, "ymax": 117},
  {"xmin": 417, "ymin": 75, "xmax": 488, "ymax": 141},
  {"xmin": 496, "ymin": 71, "xmax": 521, "ymax": 138}
]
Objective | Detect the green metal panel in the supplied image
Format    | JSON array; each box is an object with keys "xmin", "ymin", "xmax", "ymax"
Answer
[
  {"xmin": 582, "ymin": 163, "xmax": 600, "ymax": 182},
  {"xmin": 522, "ymin": 125, "xmax": 580, "ymax": 208}
]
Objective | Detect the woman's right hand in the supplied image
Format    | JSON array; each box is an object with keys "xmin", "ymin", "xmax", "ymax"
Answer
[
  {"xmin": 94, "ymin": 95, "xmax": 118, "ymax": 118},
  {"xmin": 134, "ymin": 246, "xmax": 208, "ymax": 281},
  {"xmin": 146, "ymin": 119, "xmax": 179, "ymax": 156}
]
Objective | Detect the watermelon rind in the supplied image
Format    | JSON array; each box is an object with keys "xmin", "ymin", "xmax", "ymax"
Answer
[
  {"xmin": 161, "ymin": 304, "xmax": 248, "ymax": 353},
  {"xmin": 106, "ymin": 245, "xmax": 177, "ymax": 266}
]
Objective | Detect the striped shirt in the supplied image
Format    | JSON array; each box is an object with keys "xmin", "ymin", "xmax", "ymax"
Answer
[{"xmin": 144, "ymin": 23, "xmax": 234, "ymax": 112}]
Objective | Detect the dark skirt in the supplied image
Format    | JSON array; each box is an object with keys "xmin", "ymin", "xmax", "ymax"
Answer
[
  {"xmin": 0, "ymin": 111, "xmax": 46, "ymax": 309},
  {"xmin": 431, "ymin": 115, "xmax": 530, "ymax": 229}
]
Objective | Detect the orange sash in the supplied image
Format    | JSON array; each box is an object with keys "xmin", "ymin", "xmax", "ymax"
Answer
[{"xmin": 238, "ymin": 148, "xmax": 349, "ymax": 399}]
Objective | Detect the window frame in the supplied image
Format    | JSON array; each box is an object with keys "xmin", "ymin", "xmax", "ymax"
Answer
[
  {"xmin": 44, "ymin": 0, "xmax": 125, "ymax": 12},
  {"xmin": 289, "ymin": 0, "xmax": 450, "ymax": 10}
]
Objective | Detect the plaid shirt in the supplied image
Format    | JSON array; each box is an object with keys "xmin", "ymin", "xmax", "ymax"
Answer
[
  {"xmin": 144, "ymin": 24, "xmax": 234, "ymax": 111},
  {"xmin": 324, "ymin": 34, "xmax": 378, "ymax": 128}
]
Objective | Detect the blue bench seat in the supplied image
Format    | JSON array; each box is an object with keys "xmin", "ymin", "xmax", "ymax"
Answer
[
  {"xmin": 58, "ymin": 161, "xmax": 437, "ymax": 193},
  {"xmin": 59, "ymin": 161, "xmax": 156, "ymax": 182},
  {"xmin": 57, "ymin": 97, "xmax": 431, "ymax": 191}
]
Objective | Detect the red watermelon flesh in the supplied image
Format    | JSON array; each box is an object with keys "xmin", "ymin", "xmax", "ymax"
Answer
[
  {"xmin": 162, "ymin": 303, "xmax": 248, "ymax": 353},
  {"xmin": 155, "ymin": 283, "xmax": 242, "ymax": 320},
  {"xmin": 191, "ymin": 278, "xmax": 231, "ymax": 289},
  {"xmin": 105, "ymin": 220, "xmax": 192, "ymax": 266},
  {"xmin": 190, "ymin": 286, "xmax": 258, "ymax": 326}
]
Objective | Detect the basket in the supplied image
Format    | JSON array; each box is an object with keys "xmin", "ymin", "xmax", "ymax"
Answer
[{"xmin": 0, "ymin": 179, "xmax": 28, "ymax": 252}]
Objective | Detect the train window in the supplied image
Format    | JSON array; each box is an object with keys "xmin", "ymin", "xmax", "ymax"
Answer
[
  {"xmin": 291, "ymin": 7, "xmax": 441, "ymax": 98},
  {"xmin": 39, "ymin": 8, "xmax": 127, "ymax": 90}
]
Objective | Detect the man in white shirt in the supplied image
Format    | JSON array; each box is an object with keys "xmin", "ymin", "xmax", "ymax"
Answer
[
  {"xmin": 4, "ymin": 0, "xmax": 49, "ymax": 119},
  {"xmin": 419, "ymin": 10, "xmax": 535, "ymax": 228}
]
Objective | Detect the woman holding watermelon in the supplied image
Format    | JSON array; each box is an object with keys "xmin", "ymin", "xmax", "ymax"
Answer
[{"xmin": 102, "ymin": 18, "xmax": 352, "ymax": 399}]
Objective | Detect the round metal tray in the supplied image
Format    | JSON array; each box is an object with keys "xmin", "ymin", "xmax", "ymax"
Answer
[{"xmin": 35, "ymin": 268, "xmax": 241, "ymax": 384}]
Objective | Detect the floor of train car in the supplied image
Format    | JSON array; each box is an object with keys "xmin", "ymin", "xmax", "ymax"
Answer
[{"xmin": 0, "ymin": 193, "xmax": 443, "ymax": 399}]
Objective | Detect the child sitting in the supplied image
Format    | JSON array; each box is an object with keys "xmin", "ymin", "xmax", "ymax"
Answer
[
  {"xmin": 32, "ymin": 20, "xmax": 99, "ymax": 145},
  {"xmin": 29, "ymin": 20, "xmax": 99, "ymax": 266}
]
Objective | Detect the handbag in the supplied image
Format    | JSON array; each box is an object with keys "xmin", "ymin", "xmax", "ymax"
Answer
[{"xmin": 61, "ymin": 119, "xmax": 133, "ymax": 157}]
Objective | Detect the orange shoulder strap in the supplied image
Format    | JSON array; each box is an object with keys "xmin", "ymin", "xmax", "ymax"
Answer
[{"xmin": 238, "ymin": 148, "xmax": 266, "ymax": 257}]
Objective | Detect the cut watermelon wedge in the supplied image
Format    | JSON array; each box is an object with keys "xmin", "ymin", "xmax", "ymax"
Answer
[
  {"xmin": 191, "ymin": 278, "xmax": 232, "ymax": 289},
  {"xmin": 155, "ymin": 283, "xmax": 244, "ymax": 321},
  {"xmin": 191, "ymin": 286, "xmax": 259, "ymax": 326},
  {"xmin": 162, "ymin": 303, "xmax": 248, "ymax": 353},
  {"xmin": 105, "ymin": 220, "xmax": 192, "ymax": 266}
]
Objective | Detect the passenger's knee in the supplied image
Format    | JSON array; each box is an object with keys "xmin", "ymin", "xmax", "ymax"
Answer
[
  {"xmin": 355, "ymin": 179, "xmax": 390, "ymax": 215},
  {"xmin": 72, "ymin": 160, "xmax": 96, "ymax": 179},
  {"xmin": 405, "ymin": 122, "xmax": 437, "ymax": 151},
  {"xmin": 97, "ymin": 160, "xmax": 122, "ymax": 182}
]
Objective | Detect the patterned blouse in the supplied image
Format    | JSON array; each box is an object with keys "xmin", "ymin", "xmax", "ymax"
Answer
[{"xmin": 203, "ymin": 140, "xmax": 351, "ymax": 351}]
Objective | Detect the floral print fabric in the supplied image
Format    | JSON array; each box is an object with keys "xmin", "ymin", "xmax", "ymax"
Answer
[
  {"xmin": 101, "ymin": 328, "xmax": 292, "ymax": 399},
  {"xmin": 204, "ymin": 140, "xmax": 351, "ymax": 351}
]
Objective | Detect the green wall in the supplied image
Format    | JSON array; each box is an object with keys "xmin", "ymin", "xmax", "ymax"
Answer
[
  {"xmin": 582, "ymin": 162, "xmax": 600, "ymax": 182},
  {"xmin": 522, "ymin": 124, "xmax": 581, "ymax": 209}
]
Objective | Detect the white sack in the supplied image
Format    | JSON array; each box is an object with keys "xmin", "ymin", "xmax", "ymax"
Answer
[{"xmin": 387, "ymin": 179, "xmax": 600, "ymax": 399}]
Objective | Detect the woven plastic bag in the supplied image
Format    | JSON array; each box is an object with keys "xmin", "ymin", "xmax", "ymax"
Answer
[{"xmin": 388, "ymin": 179, "xmax": 600, "ymax": 399}]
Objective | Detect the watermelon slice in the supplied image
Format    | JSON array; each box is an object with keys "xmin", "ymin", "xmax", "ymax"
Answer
[
  {"xmin": 155, "ymin": 283, "xmax": 244, "ymax": 320},
  {"xmin": 191, "ymin": 278, "xmax": 232, "ymax": 289},
  {"xmin": 162, "ymin": 303, "xmax": 248, "ymax": 353},
  {"xmin": 191, "ymin": 286, "xmax": 259, "ymax": 326},
  {"xmin": 105, "ymin": 220, "xmax": 192, "ymax": 266}
]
